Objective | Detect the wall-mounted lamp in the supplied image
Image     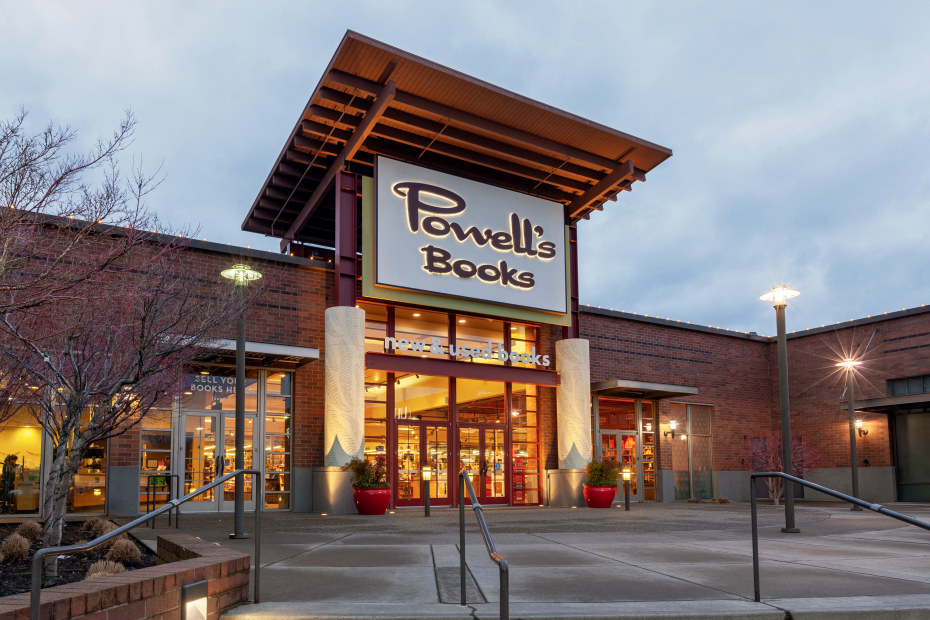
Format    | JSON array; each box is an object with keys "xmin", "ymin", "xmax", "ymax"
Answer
[
  {"xmin": 182, "ymin": 580, "xmax": 208, "ymax": 620},
  {"xmin": 664, "ymin": 420, "xmax": 677, "ymax": 439},
  {"xmin": 856, "ymin": 420, "xmax": 868, "ymax": 437}
]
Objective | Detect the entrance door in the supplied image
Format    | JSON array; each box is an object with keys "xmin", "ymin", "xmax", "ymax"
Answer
[
  {"xmin": 599, "ymin": 431, "xmax": 641, "ymax": 503},
  {"xmin": 459, "ymin": 426, "xmax": 508, "ymax": 504},
  {"xmin": 180, "ymin": 413, "xmax": 257, "ymax": 512},
  {"xmin": 395, "ymin": 423, "xmax": 450, "ymax": 507}
]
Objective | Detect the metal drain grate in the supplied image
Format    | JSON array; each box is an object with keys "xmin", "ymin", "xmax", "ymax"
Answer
[{"xmin": 435, "ymin": 567, "xmax": 486, "ymax": 604}]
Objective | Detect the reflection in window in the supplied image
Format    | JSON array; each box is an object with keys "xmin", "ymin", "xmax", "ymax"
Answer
[
  {"xmin": 139, "ymin": 409, "xmax": 173, "ymax": 511},
  {"xmin": 265, "ymin": 372, "xmax": 292, "ymax": 509},
  {"xmin": 454, "ymin": 316, "xmax": 504, "ymax": 364},
  {"xmin": 181, "ymin": 369, "xmax": 259, "ymax": 412}
]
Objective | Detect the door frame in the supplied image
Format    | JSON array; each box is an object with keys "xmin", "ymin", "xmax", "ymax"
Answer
[
  {"xmin": 456, "ymin": 423, "xmax": 510, "ymax": 505},
  {"xmin": 393, "ymin": 420, "xmax": 452, "ymax": 507},
  {"xmin": 597, "ymin": 429, "xmax": 642, "ymax": 503}
]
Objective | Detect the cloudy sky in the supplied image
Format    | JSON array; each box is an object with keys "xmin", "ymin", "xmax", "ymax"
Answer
[{"xmin": 3, "ymin": 1, "xmax": 929, "ymax": 335}]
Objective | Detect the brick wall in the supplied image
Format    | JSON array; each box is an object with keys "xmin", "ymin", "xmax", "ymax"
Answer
[{"xmin": 0, "ymin": 534, "xmax": 249, "ymax": 620}]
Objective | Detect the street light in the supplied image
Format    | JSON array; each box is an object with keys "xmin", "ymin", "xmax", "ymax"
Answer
[
  {"xmin": 759, "ymin": 285, "xmax": 800, "ymax": 533},
  {"xmin": 837, "ymin": 358, "xmax": 864, "ymax": 511},
  {"xmin": 221, "ymin": 264, "xmax": 262, "ymax": 539}
]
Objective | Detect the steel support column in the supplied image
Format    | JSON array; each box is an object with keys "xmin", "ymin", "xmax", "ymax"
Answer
[
  {"xmin": 335, "ymin": 170, "xmax": 361, "ymax": 307},
  {"xmin": 562, "ymin": 220, "xmax": 579, "ymax": 340}
]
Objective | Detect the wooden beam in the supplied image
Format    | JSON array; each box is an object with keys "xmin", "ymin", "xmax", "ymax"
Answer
[
  {"xmin": 567, "ymin": 160, "xmax": 635, "ymax": 220},
  {"xmin": 280, "ymin": 80, "xmax": 396, "ymax": 250}
]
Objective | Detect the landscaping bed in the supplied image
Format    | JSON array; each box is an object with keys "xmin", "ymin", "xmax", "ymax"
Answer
[{"xmin": 0, "ymin": 520, "xmax": 156, "ymax": 598}]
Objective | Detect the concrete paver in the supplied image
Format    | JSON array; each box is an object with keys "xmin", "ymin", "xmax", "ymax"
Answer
[{"xmin": 129, "ymin": 501, "xmax": 930, "ymax": 619}]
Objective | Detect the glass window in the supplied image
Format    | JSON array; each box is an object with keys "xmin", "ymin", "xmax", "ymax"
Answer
[
  {"xmin": 454, "ymin": 316, "xmax": 505, "ymax": 365},
  {"xmin": 394, "ymin": 308, "xmax": 448, "ymax": 357},
  {"xmin": 0, "ymin": 409, "xmax": 42, "ymax": 514},
  {"xmin": 139, "ymin": 409, "xmax": 174, "ymax": 511},
  {"xmin": 508, "ymin": 324, "xmax": 541, "ymax": 368},
  {"xmin": 395, "ymin": 375, "xmax": 448, "ymax": 421},
  {"xmin": 364, "ymin": 370, "xmax": 388, "ymax": 465},
  {"xmin": 512, "ymin": 383, "xmax": 540, "ymax": 505},
  {"xmin": 264, "ymin": 372, "xmax": 292, "ymax": 510},
  {"xmin": 599, "ymin": 398, "xmax": 636, "ymax": 431},
  {"xmin": 457, "ymin": 379, "xmax": 506, "ymax": 424},
  {"xmin": 181, "ymin": 369, "xmax": 259, "ymax": 412},
  {"xmin": 361, "ymin": 302, "xmax": 388, "ymax": 354}
]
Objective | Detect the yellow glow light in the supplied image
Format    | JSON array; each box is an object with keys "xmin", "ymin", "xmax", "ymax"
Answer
[
  {"xmin": 836, "ymin": 359, "xmax": 863, "ymax": 370},
  {"xmin": 759, "ymin": 285, "xmax": 800, "ymax": 307}
]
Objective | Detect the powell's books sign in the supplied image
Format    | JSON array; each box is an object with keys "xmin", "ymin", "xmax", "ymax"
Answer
[{"xmin": 367, "ymin": 157, "xmax": 568, "ymax": 321}]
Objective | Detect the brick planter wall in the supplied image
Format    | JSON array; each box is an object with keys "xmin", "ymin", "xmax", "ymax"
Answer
[{"xmin": 0, "ymin": 534, "xmax": 249, "ymax": 620}]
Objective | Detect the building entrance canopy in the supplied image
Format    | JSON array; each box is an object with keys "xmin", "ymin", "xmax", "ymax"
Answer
[{"xmin": 591, "ymin": 378, "xmax": 699, "ymax": 400}]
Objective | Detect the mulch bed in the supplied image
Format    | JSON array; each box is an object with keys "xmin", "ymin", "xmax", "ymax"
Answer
[{"xmin": 0, "ymin": 520, "xmax": 157, "ymax": 598}]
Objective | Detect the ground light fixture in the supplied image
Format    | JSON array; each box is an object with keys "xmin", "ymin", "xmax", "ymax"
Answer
[
  {"xmin": 837, "ymin": 357, "xmax": 865, "ymax": 510},
  {"xmin": 664, "ymin": 420, "xmax": 677, "ymax": 439},
  {"xmin": 221, "ymin": 263, "xmax": 262, "ymax": 539},
  {"xmin": 622, "ymin": 467, "xmax": 632, "ymax": 511},
  {"xmin": 423, "ymin": 465, "xmax": 432, "ymax": 517},
  {"xmin": 182, "ymin": 580, "xmax": 208, "ymax": 620},
  {"xmin": 760, "ymin": 285, "xmax": 801, "ymax": 533}
]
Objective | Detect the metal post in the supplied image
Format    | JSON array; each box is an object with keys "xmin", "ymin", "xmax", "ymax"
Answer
[
  {"xmin": 500, "ymin": 560, "xmax": 510, "ymax": 620},
  {"xmin": 459, "ymin": 472, "xmax": 466, "ymax": 605},
  {"xmin": 775, "ymin": 304, "xmax": 799, "ymax": 533},
  {"xmin": 254, "ymin": 471, "xmax": 262, "ymax": 603},
  {"xmin": 231, "ymin": 313, "xmax": 248, "ymax": 539},
  {"xmin": 751, "ymin": 482, "xmax": 760, "ymax": 602},
  {"xmin": 624, "ymin": 480, "xmax": 630, "ymax": 511},
  {"xmin": 848, "ymin": 369, "xmax": 862, "ymax": 510}
]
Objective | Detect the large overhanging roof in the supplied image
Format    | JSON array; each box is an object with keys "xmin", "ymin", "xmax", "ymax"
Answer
[{"xmin": 242, "ymin": 30, "xmax": 672, "ymax": 250}]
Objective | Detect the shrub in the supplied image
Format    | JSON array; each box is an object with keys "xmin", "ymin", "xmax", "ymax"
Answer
[
  {"xmin": 15, "ymin": 521, "xmax": 42, "ymax": 542},
  {"xmin": 106, "ymin": 538, "xmax": 141, "ymax": 565},
  {"xmin": 80, "ymin": 517, "xmax": 110, "ymax": 539},
  {"xmin": 1, "ymin": 533, "xmax": 30, "ymax": 562},
  {"xmin": 584, "ymin": 459, "xmax": 619, "ymax": 486},
  {"xmin": 709, "ymin": 497, "xmax": 730, "ymax": 504},
  {"xmin": 85, "ymin": 560, "xmax": 125, "ymax": 580},
  {"xmin": 343, "ymin": 456, "xmax": 389, "ymax": 487}
]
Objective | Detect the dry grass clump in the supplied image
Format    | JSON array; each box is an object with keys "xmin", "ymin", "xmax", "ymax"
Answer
[
  {"xmin": 80, "ymin": 517, "xmax": 111, "ymax": 539},
  {"xmin": 1, "ymin": 533, "xmax": 30, "ymax": 562},
  {"xmin": 85, "ymin": 560, "xmax": 126, "ymax": 579},
  {"xmin": 15, "ymin": 521, "xmax": 42, "ymax": 542},
  {"xmin": 106, "ymin": 538, "xmax": 141, "ymax": 565},
  {"xmin": 686, "ymin": 497, "xmax": 703, "ymax": 503},
  {"xmin": 708, "ymin": 497, "xmax": 731, "ymax": 504}
]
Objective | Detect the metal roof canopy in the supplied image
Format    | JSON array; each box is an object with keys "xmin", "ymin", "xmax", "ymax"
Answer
[
  {"xmin": 854, "ymin": 394, "xmax": 930, "ymax": 414},
  {"xmin": 592, "ymin": 379, "xmax": 699, "ymax": 400},
  {"xmin": 242, "ymin": 30, "xmax": 673, "ymax": 251},
  {"xmin": 200, "ymin": 339, "xmax": 320, "ymax": 369}
]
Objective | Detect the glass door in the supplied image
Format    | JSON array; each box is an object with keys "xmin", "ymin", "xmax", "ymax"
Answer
[
  {"xmin": 220, "ymin": 414, "xmax": 257, "ymax": 511},
  {"xmin": 395, "ymin": 423, "xmax": 450, "ymax": 507},
  {"xmin": 458, "ymin": 426, "xmax": 508, "ymax": 504},
  {"xmin": 598, "ymin": 431, "xmax": 641, "ymax": 503},
  {"xmin": 181, "ymin": 414, "xmax": 218, "ymax": 511}
]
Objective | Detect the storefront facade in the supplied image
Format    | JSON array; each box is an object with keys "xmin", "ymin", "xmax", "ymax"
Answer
[{"xmin": 2, "ymin": 32, "xmax": 928, "ymax": 518}]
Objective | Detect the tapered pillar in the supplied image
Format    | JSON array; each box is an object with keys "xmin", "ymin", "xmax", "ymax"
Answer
[
  {"xmin": 324, "ymin": 306, "xmax": 366, "ymax": 466},
  {"xmin": 550, "ymin": 338, "xmax": 591, "ymax": 506}
]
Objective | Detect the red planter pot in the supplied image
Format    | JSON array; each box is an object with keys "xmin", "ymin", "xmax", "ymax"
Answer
[
  {"xmin": 583, "ymin": 484, "xmax": 617, "ymax": 508},
  {"xmin": 353, "ymin": 486, "xmax": 391, "ymax": 515}
]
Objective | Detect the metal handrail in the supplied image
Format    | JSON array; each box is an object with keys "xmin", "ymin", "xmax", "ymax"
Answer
[
  {"xmin": 146, "ymin": 473, "xmax": 180, "ymax": 528},
  {"xmin": 459, "ymin": 468, "xmax": 509, "ymax": 620},
  {"xmin": 750, "ymin": 471, "xmax": 930, "ymax": 602},
  {"xmin": 31, "ymin": 468, "xmax": 263, "ymax": 620}
]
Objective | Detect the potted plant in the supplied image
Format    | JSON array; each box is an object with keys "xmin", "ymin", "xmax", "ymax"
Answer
[
  {"xmin": 583, "ymin": 458, "xmax": 619, "ymax": 508},
  {"xmin": 343, "ymin": 456, "xmax": 390, "ymax": 515}
]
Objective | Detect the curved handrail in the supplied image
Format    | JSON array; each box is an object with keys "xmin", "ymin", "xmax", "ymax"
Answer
[
  {"xmin": 31, "ymin": 468, "xmax": 263, "ymax": 620},
  {"xmin": 459, "ymin": 468, "xmax": 508, "ymax": 620},
  {"xmin": 750, "ymin": 471, "xmax": 930, "ymax": 602}
]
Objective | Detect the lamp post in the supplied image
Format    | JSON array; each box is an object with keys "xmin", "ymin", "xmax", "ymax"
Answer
[
  {"xmin": 837, "ymin": 359, "xmax": 863, "ymax": 511},
  {"xmin": 221, "ymin": 264, "xmax": 262, "ymax": 539},
  {"xmin": 622, "ymin": 467, "xmax": 631, "ymax": 511},
  {"xmin": 760, "ymin": 285, "xmax": 800, "ymax": 533},
  {"xmin": 423, "ymin": 465, "xmax": 432, "ymax": 517}
]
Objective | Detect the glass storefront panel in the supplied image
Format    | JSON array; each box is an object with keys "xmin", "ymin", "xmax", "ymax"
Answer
[
  {"xmin": 0, "ymin": 409, "xmax": 42, "ymax": 514},
  {"xmin": 69, "ymin": 439, "xmax": 107, "ymax": 513},
  {"xmin": 509, "ymin": 324, "xmax": 539, "ymax": 368},
  {"xmin": 139, "ymin": 409, "xmax": 173, "ymax": 511},
  {"xmin": 184, "ymin": 415, "xmax": 217, "ymax": 502},
  {"xmin": 362, "ymin": 303, "xmax": 388, "ymax": 354},
  {"xmin": 425, "ymin": 426, "xmax": 449, "ymax": 500},
  {"xmin": 397, "ymin": 425, "xmax": 421, "ymax": 501},
  {"xmin": 457, "ymin": 379, "xmax": 506, "ymax": 424},
  {"xmin": 454, "ymin": 316, "xmax": 505, "ymax": 365},
  {"xmin": 600, "ymin": 398, "xmax": 637, "ymax": 430},
  {"xmin": 265, "ymin": 372, "xmax": 292, "ymax": 510},
  {"xmin": 182, "ymin": 369, "xmax": 259, "ymax": 412},
  {"xmin": 223, "ymin": 415, "xmax": 255, "ymax": 502},
  {"xmin": 394, "ymin": 308, "xmax": 448, "ymax": 357},
  {"xmin": 691, "ymin": 435, "xmax": 713, "ymax": 500},
  {"xmin": 395, "ymin": 375, "xmax": 448, "ymax": 420}
]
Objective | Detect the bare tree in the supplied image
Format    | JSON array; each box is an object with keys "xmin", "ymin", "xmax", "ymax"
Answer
[
  {"xmin": 0, "ymin": 240, "xmax": 249, "ymax": 574},
  {"xmin": 749, "ymin": 432, "xmax": 818, "ymax": 506},
  {"xmin": 0, "ymin": 109, "xmax": 157, "ymax": 314}
]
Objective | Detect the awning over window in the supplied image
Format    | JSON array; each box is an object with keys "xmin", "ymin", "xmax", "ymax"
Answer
[
  {"xmin": 203, "ymin": 340, "xmax": 320, "ymax": 369},
  {"xmin": 591, "ymin": 379, "xmax": 698, "ymax": 400},
  {"xmin": 855, "ymin": 394, "xmax": 930, "ymax": 414}
]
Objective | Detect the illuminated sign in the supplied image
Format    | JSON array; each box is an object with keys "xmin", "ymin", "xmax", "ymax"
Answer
[
  {"xmin": 373, "ymin": 157, "xmax": 567, "ymax": 315},
  {"xmin": 382, "ymin": 336, "xmax": 551, "ymax": 366}
]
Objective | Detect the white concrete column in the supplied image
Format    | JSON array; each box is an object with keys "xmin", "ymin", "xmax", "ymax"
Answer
[
  {"xmin": 556, "ymin": 338, "xmax": 592, "ymax": 470},
  {"xmin": 324, "ymin": 306, "xmax": 365, "ymax": 466}
]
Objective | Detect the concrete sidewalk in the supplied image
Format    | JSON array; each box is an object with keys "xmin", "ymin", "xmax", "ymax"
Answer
[{"xmin": 130, "ymin": 502, "xmax": 930, "ymax": 619}]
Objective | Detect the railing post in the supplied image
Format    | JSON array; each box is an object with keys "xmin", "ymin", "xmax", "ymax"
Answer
[
  {"xmin": 751, "ymin": 475, "xmax": 760, "ymax": 602},
  {"xmin": 459, "ymin": 470, "xmax": 466, "ymax": 606},
  {"xmin": 254, "ymin": 471, "xmax": 262, "ymax": 603},
  {"xmin": 500, "ymin": 560, "xmax": 509, "ymax": 620}
]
